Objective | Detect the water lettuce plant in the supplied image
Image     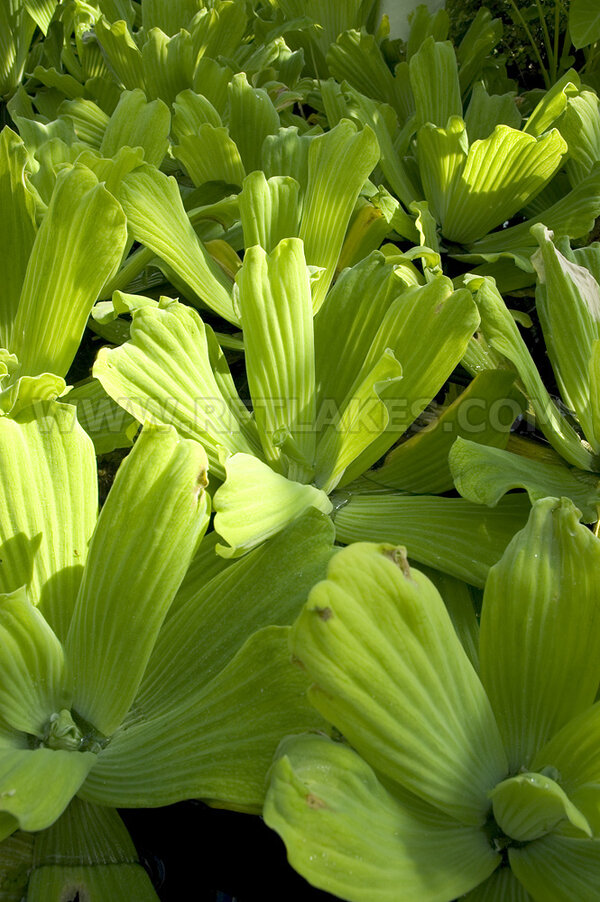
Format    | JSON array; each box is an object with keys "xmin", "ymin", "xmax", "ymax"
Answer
[
  {"xmin": 265, "ymin": 497, "xmax": 600, "ymax": 900},
  {"xmin": 0, "ymin": 401, "xmax": 333, "ymax": 840}
]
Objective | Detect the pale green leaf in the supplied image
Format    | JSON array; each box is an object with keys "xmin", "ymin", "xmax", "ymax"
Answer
[
  {"xmin": 239, "ymin": 172, "xmax": 300, "ymax": 252},
  {"xmin": 118, "ymin": 164, "xmax": 237, "ymax": 323},
  {"xmin": 409, "ymin": 37, "xmax": 461, "ymax": 128},
  {"xmin": 100, "ymin": 88, "xmax": 170, "ymax": 167},
  {"xmin": 450, "ymin": 438, "xmax": 600, "ymax": 522},
  {"xmin": 510, "ymin": 833, "xmax": 600, "ymax": 901},
  {"xmin": 558, "ymin": 90, "xmax": 600, "ymax": 185},
  {"xmin": 11, "ymin": 165, "xmax": 127, "ymax": 380},
  {"xmin": 94, "ymin": 18, "xmax": 145, "ymax": 92},
  {"xmin": 420, "ymin": 567, "xmax": 480, "ymax": 673},
  {"xmin": 417, "ymin": 116, "xmax": 468, "ymax": 225},
  {"xmin": 532, "ymin": 224, "xmax": 600, "ymax": 452},
  {"xmin": 333, "ymin": 493, "xmax": 531, "ymax": 587},
  {"xmin": 58, "ymin": 98, "xmax": 110, "ymax": 149},
  {"xmin": 0, "ymin": 128, "xmax": 37, "ymax": 349},
  {"xmin": 523, "ymin": 71, "xmax": 580, "ymax": 138},
  {"xmin": 141, "ymin": 0, "xmax": 200, "ymax": 33},
  {"xmin": 93, "ymin": 301, "xmax": 260, "ymax": 478},
  {"xmin": 227, "ymin": 72, "xmax": 280, "ymax": 173},
  {"xmin": 465, "ymin": 83, "xmax": 521, "ymax": 142},
  {"xmin": 0, "ymin": 401, "xmax": 97, "ymax": 641},
  {"xmin": 173, "ymin": 125, "xmax": 246, "ymax": 188},
  {"xmin": 0, "ymin": 587, "xmax": 69, "ymax": 738},
  {"xmin": 80, "ymin": 626, "xmax": 324, "ymax": 813},
  {"xmin": 299, "ymin": 119, "xmax": 380, "ymax": 311},
  {"xmin": 264, "ymin": 734, "xmax": 500, "ymax": 902},
  {"xmin": 292, "ymin": 543, "xmax": 507, "ymax": 824},
  {"xmin": 66, "ymin": 424, "xmax": 210, "ymax": 736},
  {"xmin": 490, "ymin": 772, "xmax": 591, "ymax": 842},
  {"xmin": 213, "ymin": 454, "xmax": 332, "ymax": 557},
  {"xmin": 480, "ymin": 497, "xmax": 600, "ymax": 772},
  {"xmin": 236, "ymin": 239, "xmax": 315, "ymax": 479},
  {"xmin": 140, "ymin": 28, "xmax": 194, "ymax": 107},
  {"xmin": 61, "ymin": 379, "xmax": 138, "ymax": 455},
  {"xmin": 0, "ymin": 748, "xmax": 94, "ymax": 834}
]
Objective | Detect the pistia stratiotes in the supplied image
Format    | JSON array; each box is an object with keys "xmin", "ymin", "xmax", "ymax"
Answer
[
  {"xmin": 264, "ymin": 497, "xmax": 600, "ymax": 901},
  {"xmin": 0, "ymin": 401, "xmax": 332, "ymax": 842}
]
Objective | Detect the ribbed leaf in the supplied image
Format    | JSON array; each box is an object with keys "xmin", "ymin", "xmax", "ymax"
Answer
[
  {"xmin": 524, "ymin": 71, "xmax": 580, "ymax": 138},
  {"xmin": 94, "ymin": 301, "xmax": 260, "ymax": 479},
  {"xmin": 213, "ymin": 454, "xmax": 332, "ymax": 557},
  {"xmin": 450, "ymin": 438, "xmax": 600, "ymax": 522},
  {"xmin": 509, "ymin": 834, "xmax": 600, "ymax": 901},
  {"xmin": 532, "ymin": 224, "xmax": 600, "ymax": 452},
  {"xmin": 138, "ymin": 509, "xmax": 335, "ymax": 711},
  {"xmin": 0, "ymin": 829, "xmax": 33, "ymax": 901},
  {"xmin": 0, "ymin": 587, "xmax": 69, "ymax": 738},
  {"xmin": 471, "ymin": 277, "xmax": 594, "ymax": 470},
  {"xmin": 0, "ymin": 749, "xmax": 95, "ymax": 834},
  {"xmin": 339, "ymin": 278, "xmax": 479, "ymax": 483},
  {"xmin": 0, "ymin": 128, "xmax": 37, "ymax": 350},
  {"xmin": 27, "ymin": 799, "xmax": 159, "ymax": 901},
  {"xmin": 236, "ymin": 239, "xmax": 315, "ymax": 479},
  {"xmin": 465, "ymin": 83, "xmax": 521, "ymax": 142},
  {"xmin": 490, "ymin": 772, "xmax": 591, "ymax": 842},
  {"xmin": 531, "ymin": 703, "xmax": 600, "ymax": 834},
  {"xmin": 265, "ymin": 734, "xmax": 499, "ymax": 902},
  {"xmin": 480, "ymin": 497, "xmax": 600, "ymax": 772},
  {"xmin": 292, "ymin": 543, "xmax": 507, "ymax": 824},
  {"xmin": 368, "ymin": 371, "xmax": 524, "ymax": 493},
  {"xmin": 173, "ymin": 125, "xmax": 246, "ymax": 188},
  {"xmin": 140, "ymin": 28, "xmax": 194, "ymax": 107},
  {"xmin": 227, "ymin": 72, "xmax": 280, "ymax": 173},
  {"xmin": 299, "ymin": 119, "xmax": 380, "ymax": 311},
  {"xmin": 442, "ymin": 127, "xmax": 566, "ymax": 244},
  {"xmin": 239, "ymin": 172, "xmax": 300, "ymax": 252},
  {"xmin": 559, "ymin": 90, "xmax": 600, "ymax": 185},
  {"xmin": 409, "ymin": 37, "xmax": 462, "ymax": 128},
  {"xmin": 66, "ymin": 424, "xmax": 210, "ymax": 736},
  {"xmin": 417, "ymin": 116, "xmax": 468, "ymax": 225},
  {"xmin": 94, "ymin": 18, "xmax": 145, "ymax": 91},
  {"xmin": 333, "ymin": 493, "xmax": 531, "ymax": 587},
  {"xmin": 100, "ymin": 89, "xmax": 170, "ymax": 167},
  {"xmin": 62, "ymin": 379, "xmax": 138, "ymax": 455},
  {"xmin": 421, "ymin": 567, "xmax": 480, "ymax": 672},
  {"xmin": 0, "ymin": 401, "xmax": 97, "ymax": 641},
  {"xmin": 12, "ymin": 165, "xmax": 127, "ymax": 379},
  {"xmin": 118, "ymin": 165, "xmax": 237, "ymax": 323},
  {"xmin": 463, "ymin": 867, "xmax": 532, "ymax": 901},
  {"xmin": 80, "ymin": 626, "xmax": 324, "ymax": 813}
]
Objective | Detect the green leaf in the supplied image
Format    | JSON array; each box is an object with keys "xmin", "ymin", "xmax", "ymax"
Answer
[
  {"xmin": 442, "ymin": 127, "xmax": 566, "ymax": 245},
  {"xmin": 11, "ymin": 165, "xmax": 127, "ymax": 380},
  {"xmin": 333, "ymin": 493, "xmax": 531, "ymax": 587},
  {"xmin": 23, "ymin": 0, "xmax": 58, "ymax": 33},
  {"xmin": 66, "ymin": 424, "xmax": 210, "ymax": 737},
  {"xmin": 299, "ymin": 119, "xmax": 380, "ymax": 311},
  {"xmin": 172, "ymin": 88, "xmax": 221, "ymax": 136},
  {"xmin": 140, "ymin": 509, "xmax": 335, "ymax": 710},
  {"xmin": 213, "ymin": 454, "xmax": 332, "ymax": 557},
  {"xmin": 27, "ymin": 799, "xmax": 159, "ymax": 901},
  {"xmin": 0, "ymin": 128, "xmax": 37, "ymax": 350},
  {"xmin": 531, "ymin": 703, "xmax": 600, "ymax": 834},
  {"xmin": 61, "ymin": 379, "xmax": 139, "ymax": 455},
  {"xmin": 523, "ymin": 71, "xmax": 580, "ymax": 138},
  {"xmin": 0, "ymin": 748, "xmax": 95, "ymax": 834},
  {"xmin": 417, "ymin": 115, "xmax": 468, "ymax": 226},
  {"xmin": 532, "ymin": 224, "xmax": 600, "ymax": 453},
  {"xmin": 479, "ymin": 497, "xmax": 600, "ymax": 772},
  {"xmin": 449, "ymin": 438, "xmax": 600, "ymax": 522},
  {"xmin": 227, "ymin": 72, "xmax": 280, "ymax": 173},
  {"xmin": 100, "ymin": 88, "xmax": 170, "ymax": 167},
  {"xmin": 59, "ymin": 98, "xmax": 110, "ymax": 149},
  {"xmin": 239, "ymin": 172, "xmax": 300, "ymax": 252},
  {"xmin": 141, "ymin": 0, "xmax": 200, "ymax": 33},
  {"xmin": 140, "ymin": 28, "xmax": 194, "ymax": 107},
  {"xmin": 409, "ymin": 37, "xmax": 462, "ymax": 128},
  {"xmin": 80, "ymin": 626, "xmax": 324, "ymax": 813},
  {"xmin": 93, "ymin": 301, "xmax": 260, "ymax": 479},
  {"xmin": 464, "ymin": 84, "xmax": 521, "ymax": 142},
  {"xmin": 236, "ymin": 239, "xmax": 315, "ymax": 479},
  {"xmin": 0, "ymin": 587, "xmax": 69, "ymax": 738},
  {"xmin": 173, "ymin": 124, "xmax": 246, "ymax": 188},
  {"xmin": 469, "ymin": 277, "xmax": 594, "ymax": 470},
  {"xmin": 264, "ymin": 734, "xmax": 500, "ymax": 902},
  {"xmin": 0, "ymin": 401, "xmax": 97, "ymax": 641},
  {"xmin": 570, "ymin": 0, "xmax": 600, "ymax": 48},
  {"xmin": 292, "ymin": 543, "xmax": 507, "ymax": 824},
  {"xmin": 339, "ymin": 278, "xmax": 479, "ymax": 484},
  {"xmin": 558, "ymin": 91, "xmax": 600, "ymax": 185},
  {"xmin": 490, "ymin": 772, "xmax": 591, "ymax": 842},
  {"xmin": 509, "ymin": 833, "xmax": 600, "ymax": 901},
  {"xmin": 367, "ymin": 371, "xmax": 524, "ymax": 494},
  {"xmin": 463, "ymin": 867, "xmax": 532, "ymax": 901},
  {"xmin": 420, "ymin": 567, "xmax": 480, "ymax": 673},
  {"xmin": 118, "ymin": 165, "xmax": 237, "ymax": 323},
  {"xmin": 0, "ymin": 829, "xmax": 33, "ymax": 900}
]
